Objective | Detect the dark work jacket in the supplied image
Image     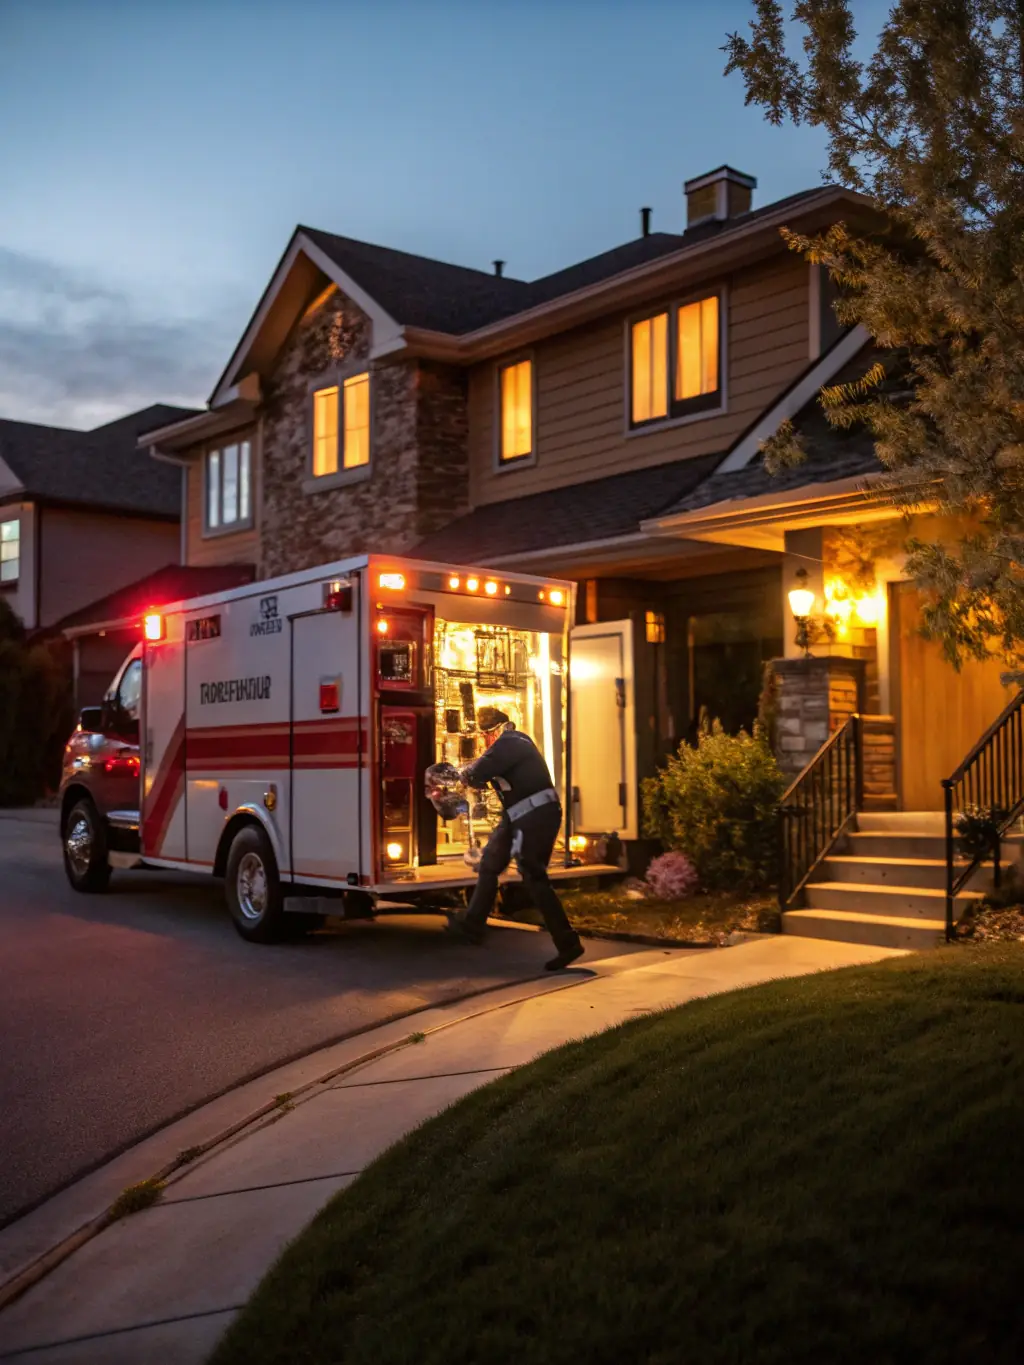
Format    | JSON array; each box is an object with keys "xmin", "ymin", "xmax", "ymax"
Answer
[{"xmin": 462, "ymin": 731, "xmax": 557, "ymax": 814}]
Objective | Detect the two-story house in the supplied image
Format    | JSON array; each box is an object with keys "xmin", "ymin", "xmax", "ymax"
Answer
[{"xmin": 140, "ymin": 166, "xmax": 1012, "ymax": 880}]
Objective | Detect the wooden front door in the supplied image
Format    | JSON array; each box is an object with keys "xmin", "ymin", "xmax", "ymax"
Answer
[{"xmin": 893, "ymin": 582, "xmax": 1013, "ymax": 810}]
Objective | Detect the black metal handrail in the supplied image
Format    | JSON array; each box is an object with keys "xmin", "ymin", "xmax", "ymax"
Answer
[
  {"xmin": 942, "ymin": 689, "xmax": 1024, "ymax": 942},
  {"xmin": 779, "ymin": 714, "xmax": 863, "ymax": 910}
]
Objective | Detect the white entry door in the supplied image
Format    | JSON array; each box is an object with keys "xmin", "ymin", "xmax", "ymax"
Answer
[{"xmin": 569, "ymin": 620, "xmax": 636, "ymax": 838}]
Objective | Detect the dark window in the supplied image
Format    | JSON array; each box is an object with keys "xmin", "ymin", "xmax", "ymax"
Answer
[{"xmin": 115, "ymin": 659, "xmax": 143, "ymax": 727}]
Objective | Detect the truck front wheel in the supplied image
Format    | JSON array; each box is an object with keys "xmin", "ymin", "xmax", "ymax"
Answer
[
  {"xmin": 225, "ymin": 824, "xmax": 287, "ymax": 944},
  {"xmin": 63, "ymin": 798, "xmax": 112, "ymax": 893}
]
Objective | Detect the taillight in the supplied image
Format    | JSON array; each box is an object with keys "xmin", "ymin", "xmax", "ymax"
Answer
[{"xmin": 104, "ymin": 754, "xmax": 140, "ymax": 777}]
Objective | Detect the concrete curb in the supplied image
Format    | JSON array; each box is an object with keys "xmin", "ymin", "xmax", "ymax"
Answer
[{"xmin": 0, "ymin": 968, "xmax": 593, "ymax": 1314}]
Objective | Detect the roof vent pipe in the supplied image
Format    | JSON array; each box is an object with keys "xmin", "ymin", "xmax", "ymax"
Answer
[
  {"xmin": 640, "ymin": 207, "xmax": 652, "ymax": 237},
  {"xmin": 493, "ymin": 259, "xmax": 505, "ymax": 277}
]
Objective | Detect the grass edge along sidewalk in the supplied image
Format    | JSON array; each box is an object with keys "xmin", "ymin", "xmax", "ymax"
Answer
[{"xmin": 212, "ymin": 943, "xmax": 1024, "ymax": 1365}]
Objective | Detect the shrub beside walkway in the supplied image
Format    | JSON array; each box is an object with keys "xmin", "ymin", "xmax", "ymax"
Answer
[{"xmin": 0, "ymin": 936, "xmax": 898, "ymax": 1363}]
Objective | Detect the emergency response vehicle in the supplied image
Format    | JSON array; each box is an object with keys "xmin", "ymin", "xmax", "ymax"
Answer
[{"xmin": 59, "ymin": 555, "xmax": 587, "ymax": 942}]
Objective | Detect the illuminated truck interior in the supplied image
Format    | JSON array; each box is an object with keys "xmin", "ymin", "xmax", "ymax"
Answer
[{"xmin": 372, "ymin": 573, "xmax": 566, "ymax": 879}]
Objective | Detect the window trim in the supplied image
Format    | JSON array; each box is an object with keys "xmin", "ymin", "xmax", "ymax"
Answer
[
  {"xmin": 623, "ymin": 286, "xmax": 728, "ymax": 437},
  {"xmin": 0, "ymin": 515, "xmax": 21, "ymax": 587},
  {"xmin": 493, "ymin": 352, "xmax": 537, "ymax": 472},
  {"xmin": 202, "ymin": 434, "xmax": 255, "ymax": 539},
  {"xmin": 306, "ymin": 363, "xmax": 373, "ymax": 493}
]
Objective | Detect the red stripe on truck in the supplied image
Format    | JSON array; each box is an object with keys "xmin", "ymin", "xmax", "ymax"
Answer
[
  {"xmin": 142, "ymin": 715, "xmax": 186, "ymax": 856},
  {"xmin": 185, "ymin": 717, "xmax": 364, "ymax": 772}
]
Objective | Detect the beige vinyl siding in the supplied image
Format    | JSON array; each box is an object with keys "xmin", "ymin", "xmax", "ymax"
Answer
[
  {"xmin": 38, "ymin": 507, "xmax": 179, "ymax": 628},
  {"xmin": 469, "ymin": 254, "xmax": 810, "ymax": 505},
  {"xmin": 184, "ymin": 454, "xmax": 260, "ymax": 568}
]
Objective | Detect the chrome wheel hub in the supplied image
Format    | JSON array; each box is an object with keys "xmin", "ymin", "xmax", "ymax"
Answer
[
  {"xmin": 66, "ymin": 815, "xmax": 93, "ymax": 876},
  {"xmin": 237, "ymin": 851, "xmax": 268, "ymax": 921}
]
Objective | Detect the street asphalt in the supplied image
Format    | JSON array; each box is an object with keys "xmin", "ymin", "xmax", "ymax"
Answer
[{"xmin": 0, "ymin": 812, "xmax": 639, "ymax": 1228}]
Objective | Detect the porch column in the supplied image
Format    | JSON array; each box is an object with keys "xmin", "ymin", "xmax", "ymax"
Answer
[{"xmin": 766, "ymin": 656, "xmax": 865, "ymax": 782}]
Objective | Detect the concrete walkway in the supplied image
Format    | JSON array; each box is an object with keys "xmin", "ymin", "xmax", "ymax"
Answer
[{"xmin": 0, "ymin": 933, "xmax": 904, "ymax": 1364}]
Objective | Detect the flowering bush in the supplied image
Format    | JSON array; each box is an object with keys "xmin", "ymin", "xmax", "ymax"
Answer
[
  {"xmin": 642, "ymin": 719, "xmax": 785, "ymax": 891},
  {"xmin": 644, "ymin": 851, "xmax": 700, "ymax": 901}
]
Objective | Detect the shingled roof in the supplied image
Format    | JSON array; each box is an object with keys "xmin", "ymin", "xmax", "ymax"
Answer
[
  {"xmin": 414, "ymin": 453, "xmax": 723, "ymax": 563},
  {"xmin": 301, "ymin": 188, "xmax": 830, "ymax": 336},
  {"xmin": 0, "ymin": 404, "xmax": 196, "ymax": 516}
]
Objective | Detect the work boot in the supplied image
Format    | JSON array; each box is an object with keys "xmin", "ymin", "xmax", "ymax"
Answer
[
  {"xmin": 444, "ymin": 911, "xmax": 484, "ymax": 945},
  {"xmin": 545, "ymin": 939, "xmax": 584, "ymax": 971}
]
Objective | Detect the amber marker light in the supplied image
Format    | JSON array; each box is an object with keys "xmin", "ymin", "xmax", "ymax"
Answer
[
  {"xmin": 484, "ymin": 580, "xmax": 498, "ymax": 596},
  {"xmin": 378, "ymin": 572, "xmax": 406, "ymax": 590},
  {"xmin": 386, "ymin": 841, "xmax": 404, "ymax": 860},
  {"xmin": 504, "ymin": 585, "xmax": 512, "ymax": 596},
  {"xmin": 448, "ymin": 575, "xmax": 460, "ymax": 589},
  {"xmin": 466, "ymin": 577, "xmax": 479, "ymax": 592},
  {"xmin": 143, "ymin": 613, "xmax": 164, "ymax": 641},
  {"xmin": 548, "ymin": 589, "xmax": 565, "ymax": 607},
  {"xmin": 376, "ymin": 618, "xmax": 389, "ymax": 635}
]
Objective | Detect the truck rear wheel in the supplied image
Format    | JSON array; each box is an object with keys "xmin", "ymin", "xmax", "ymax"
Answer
[
  {"xmin": 63, "ymin": 798, "xmax": 112, "ymax": 893},
  {"xmin": 225, "ymin": 824, "xmax": 288, "ymax": 944}
]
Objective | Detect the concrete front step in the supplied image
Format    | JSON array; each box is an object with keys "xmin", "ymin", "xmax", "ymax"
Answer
[
  {"xmin": 807, "ymin": 880, "xmax": 982, "ymax": 920},
  {"xmin": 783, "ymin": 908, "xmax": 947, "ymax": 951},
  {"xmin": 857, "ymin": 811, "xmax": 946, "ymax": 834},
  {"xmin": 846, "ymin": 831, "xmax": 948, "ymax": 861},
  {"xmin": 822, "ymin": 855, "xmax": 1001, "ymax": 892}
]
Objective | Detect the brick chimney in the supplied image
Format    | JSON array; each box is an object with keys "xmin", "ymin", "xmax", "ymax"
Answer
[{"xmin": 684, "ymin": 166, "xmax": 757, "ymax": 229}]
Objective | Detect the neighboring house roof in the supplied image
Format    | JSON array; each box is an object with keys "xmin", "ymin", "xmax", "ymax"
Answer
[
  {"xmin": 53, "ymin": 562, "xmax": 256, "ymax": 636},
  {"xmin": 654, "ymin": 339, "xmax": 884, "ymax": 521},
  {"xmin": 301, "ymin": 189, "xmax": 831, "ymax": 337},
  {"xmin": 0, "ymin": 404, "xmax": 197, "ymax": 516},
  {"xmin": 413, "ymin": 453, "xmax": 723, "ymax": 564}
]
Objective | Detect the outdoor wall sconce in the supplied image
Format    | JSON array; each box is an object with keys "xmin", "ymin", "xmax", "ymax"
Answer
[{"xmin": 788, "ymin": 567, "xmax": 816, "ymax": 657}]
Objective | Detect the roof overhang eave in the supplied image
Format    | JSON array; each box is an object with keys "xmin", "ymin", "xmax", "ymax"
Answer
[
  {"xmin": 641, "ymin": 473, "xmax": 902, "ymax": 544},
  {"xmin": 138, "ymin": 391, "xmax": 261, "ymax": 460}
]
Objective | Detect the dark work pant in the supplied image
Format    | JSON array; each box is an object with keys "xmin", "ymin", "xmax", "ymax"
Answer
[{"xmin": 465, "ymin": 804, "xmax": 579, "ymax": 951}]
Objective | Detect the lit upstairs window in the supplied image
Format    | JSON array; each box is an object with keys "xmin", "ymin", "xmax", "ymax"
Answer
[
  {"xmin": 631, "ymin": 313, "xmax": 668, "ymax": 424},
  {"xmin": 675, "ymin": 295, "xmax": 719, "ymax": 402},
  {"xmin": 313, "ymin": 385, "xmax": 340, "ymax": 476},
  {"xmin": 499, "ymin": 358, "xmax": 533, "ymax": 462},
  {"xmin": 343, "ymin": 373, "xmax": 370, "ymax": 469},
  {"xmin": 0, "ymin": 518, "xmax": 19, "ymax": 582},
  {"xmin": 630, "ymin": 293, "xmax": 722, "ymax": 428}
]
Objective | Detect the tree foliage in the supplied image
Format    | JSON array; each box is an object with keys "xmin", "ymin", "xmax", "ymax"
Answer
[
  {"xmin": 725, "ymin": 1, "xmax": 1024, "ymax": 672},
  {"xmin": 0, "ymin": 600, "xmax": 73, "ymax": 806}
]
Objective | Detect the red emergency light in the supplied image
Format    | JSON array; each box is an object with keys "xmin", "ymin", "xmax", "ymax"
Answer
[{"xmin": 143, "ymin": 613, "xmax": 165, "ymax": 641}]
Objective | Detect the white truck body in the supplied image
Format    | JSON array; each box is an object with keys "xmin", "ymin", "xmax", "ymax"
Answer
[{"xmin": 137, "ymin": 553, "xmax": 576, "ymax": 895}]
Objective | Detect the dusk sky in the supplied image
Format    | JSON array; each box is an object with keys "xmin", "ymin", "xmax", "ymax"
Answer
[{"xmin": 0, "ymin": 0, "xmax": 889, "ymax": 429}]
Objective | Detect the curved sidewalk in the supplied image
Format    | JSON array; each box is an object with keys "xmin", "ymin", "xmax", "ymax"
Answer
[{"xmin": 0, "ymin": 934, "xmax": 902, "ymax": 1364}]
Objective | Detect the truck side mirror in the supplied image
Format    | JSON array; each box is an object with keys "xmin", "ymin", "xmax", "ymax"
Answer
[{"xmin": 78, "ymin": 706, "xmax": 104, "ymax": 733}]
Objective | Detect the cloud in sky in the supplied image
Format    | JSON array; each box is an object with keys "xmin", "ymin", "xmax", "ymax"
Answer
[{"xmin": 0, "ymin": 247, "xmax": 241, "ymax": 428}]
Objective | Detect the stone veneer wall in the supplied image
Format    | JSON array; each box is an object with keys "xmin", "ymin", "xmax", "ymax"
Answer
[
  {"xmin": 414, "ymin": 360, "xmax": 469, "ymax": 544},
  {"xmin": 770, "ymin": 656, "xmax": 865, "ymax": 781},
  {"xmin": 766, "ymin": 655, "xmax": 896, "ymax": 808},
  {"xmin": 259, "ymin": 285, "xmax": 469, "ymax": 578}
]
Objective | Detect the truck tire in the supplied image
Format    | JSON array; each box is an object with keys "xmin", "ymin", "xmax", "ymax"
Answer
[
  {"xmin": 224, "ymin": 823, "xmax": 289, "ymax": 944},
  {"xmin": 63, "ymin": 798, "xmax": 112, "ymax": 893}
]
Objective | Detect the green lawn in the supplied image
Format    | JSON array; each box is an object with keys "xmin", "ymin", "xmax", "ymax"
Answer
[{"xmin": 212, "ymin": 946, "xmax": 1024, "ymax": 1365}]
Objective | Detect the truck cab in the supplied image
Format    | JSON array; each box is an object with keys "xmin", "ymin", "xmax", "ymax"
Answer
[{"xmin": 59, "ymin": 647, "xmax": 143, "ymax": 890}]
